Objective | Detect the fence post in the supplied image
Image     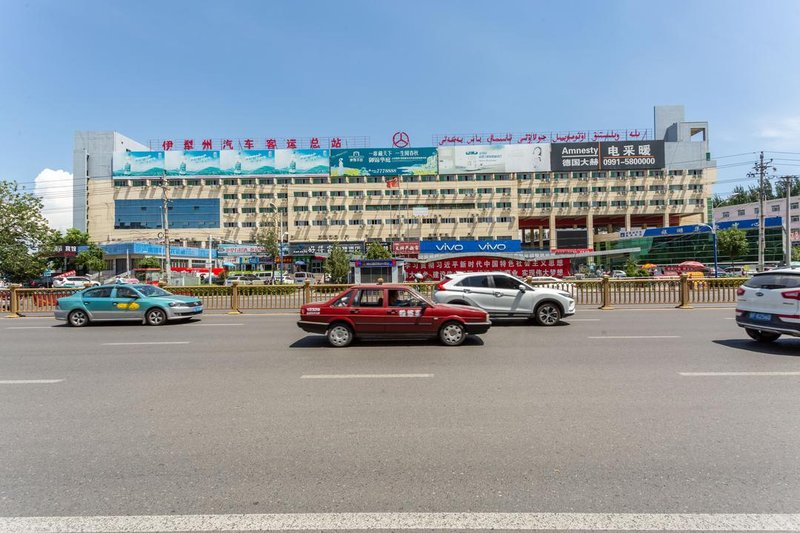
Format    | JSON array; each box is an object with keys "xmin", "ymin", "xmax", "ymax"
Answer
[
  {"xmin": 228, "ymin": 281, "xmax": 241, "ymax": 315},
  {"xmin": 303, "ymin": 280, "xmax": 311, "ymax": 304},
  {"xmin": 6, "ymin": 284, "xmax": 21, "ymax": 318},
  {"xmin": 599, "ymin": 275, "xmax": 613, "ymax": 310},
  {"xmin": 677, "ymin": 273, "xmax": 692, "ymax": 309}
]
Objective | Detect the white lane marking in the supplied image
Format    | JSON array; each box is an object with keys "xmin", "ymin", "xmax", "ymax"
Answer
[
  {"xmin": 588, "ymin": 335, "xmax": 681, "ymax": 339},
  {"xmin": 724, "ymin": 317, "xmax": 736, "ymax": 320},
  {"xmin": 301, "ymin": 374, "xmax": 433, "ymax": 379},
  {"xmin": 185, "ymin": 323, "xmax": 243, "ymax": 327},
  {"xmin": 680, "ymin": 371, "xmax": 800, "ymax": 377},
  {"xmin": 4, "ymin": 326, "xmax": 58, "ymax": 329},
  {"xmin": 567, "ymin": 318, "xmax": 601, "ymax": 321},
  {"xmin": 0, "ymin": 379, "xmax": 63, "ymax": 384},
  {"xmin": 1, "ymin": 512, "xmax": 799, "ymax": 532},
  {"xmin": 101, "ymin": 341, "xmax": 190, "ymax": 346}
]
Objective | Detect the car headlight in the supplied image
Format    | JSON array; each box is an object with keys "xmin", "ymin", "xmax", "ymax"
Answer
[
  {"xmin": 558, "ymin": 291, "xmax": 573, "ymax": 298},
  {"xmin": 168, "ymin": 301, "xmax": 188, "ymax": 307}
]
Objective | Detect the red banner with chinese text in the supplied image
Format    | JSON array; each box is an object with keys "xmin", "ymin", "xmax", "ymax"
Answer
[{"xmin": 404, "ymin": 256, "xmax": 570, "ymax": 281}]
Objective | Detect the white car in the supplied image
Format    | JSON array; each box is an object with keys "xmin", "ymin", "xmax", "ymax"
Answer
[
  {"xmin": 432, "ymin": 271, "xmax": 576, "ymax": 325},
  {"xmin": 735, "ymin": 268, "xmax": 800, "ymax": 343},
  {"xmin": 53, "ymin": 276, "xmax": 99, "ymax": 288}
]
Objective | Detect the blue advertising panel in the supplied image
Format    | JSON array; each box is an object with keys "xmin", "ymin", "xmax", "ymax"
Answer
[
  {"xmin": 274, "ymin": 149, "xmax": 330, "ymax": 175},
  {"xmin": 621, "ymin": 217, "xmax": 784, "ymax": 240},
  {"xmin": 420, "ymin": 239, "xmax": 522, "ymax": 254},
  {"xmin": 112, "ymin": 151, "xmax": 165, "ymax": 177},
  {"xmin": 353, "ymin": 259, "xmax": 396, "ymax": 268},
  {"xmin": 220, "ymin": 150, "xmax": 276, "ymax": 175},
  {"xmin": 330, "ymin": 148, "xmax": 438, "ymax": 176},
  {"xmin": 164, "ymin": 151, "xmax": 222, "ymax": 176}
]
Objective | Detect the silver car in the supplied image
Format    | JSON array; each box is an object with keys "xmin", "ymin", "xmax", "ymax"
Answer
[{"xmin": 432, "ymin": 271, "xmax": 576, "ymax": 325}]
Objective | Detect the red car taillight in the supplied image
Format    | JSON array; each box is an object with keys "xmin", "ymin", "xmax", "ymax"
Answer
[
  {"xmin": 736, "ymin": 288, "xmax": 745, "ymax": 296},
  {"xmin": 435, "ymin": 280, "xmax": 448, "ymax": 291},
  {"xmin": 782, "ymin": 290, "xmax": 800, "ymax": 300}
]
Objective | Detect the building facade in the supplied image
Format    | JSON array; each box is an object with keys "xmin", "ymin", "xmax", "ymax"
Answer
[{"xmin": 74, "ymin": 106, "xmax": 716, "ymax": 253}]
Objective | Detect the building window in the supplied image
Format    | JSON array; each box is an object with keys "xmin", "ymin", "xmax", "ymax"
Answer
[
  {"xmin": 331, "ymin": 177, "xmax": 346, "ymax": 184},
  {"xmin": 293, "ymin": 206, "xmax": 309, "ymax": 212},
  {"xmin": 495, "ymin": 202, "xmax": 512, "ymax": 208},
  {"xmin": 312, "ymin": 191, "xmax": 327, "ymax": 197},
  {"xmin": 754, "ymin": 208, "xmax": 759, "ymax": 214},
  {"xmin": 258, "ymin": 178, "xmax": 274, "ymax": 185},
  {"xmin": 223, "ymin": 194, "xmax": 238, "ymax": 200},
  {"xmin": 477, "ymin": 202, "xmax": 492, "ymax": 208},
  {"xmin": 649, "ymin": 200, "xmax": 665, "ymax": 206},
  {"xmin": 421, "ymin": 176, "xmax": 436, "ymax": 182},
  {"xmin": 312, "ymin": 206, "xmax": 328, "ymax": 212},
  {"xmin": 348, "ymin": 190, "xmax": 364, "ymax": 197},
  {"xmin": 572, "ymin": 201, "xmax": 590, "ymax": 208},
  {"xmin": 259, "ymin": 193, "xmax": 274, "ymax": 199},
  {"xmin": 772, "ymin": 205, "xmax": 781, "ymax": 212},
  {"xmin": 669, "ymin": 185, "xmax": 683, "ymax": 191},
  {"xmin": 478, "ymin": 216, "xmax": 493, "ymax": 223},
  {"xmin": 330, "ymin": 220, "xmax": 345, "ymax": 226},
  {"xmin": 223, "ymin": 208, "xmax": 238, "ymax": 214},
  {"xmin": 496, "ymin": 217, "xmax": 513, "ymax": 223},
  {"xmin": 241, "ymin": 221, "xmax": 256, "ymax": 228},
  {"xmin": 669, "ymin": 199, "xmax": 685, "ymax": 206},
  {"xmin": 535, "ymin": 202, "xmax": 552, "ymax": 208},
  {"xmin": 440, "ymin": 217, "xmax": 456, "ymax": 224},
  {"xmin": 535, "ymin": 187, "xmax": 551, "ymax": 194},
  {"xmin": 367, "ymin": 190, "xmax": 382, "ymax": 197},
  {"xmin": 348, "ymin": 219, "xmax": 363, "ymax": 225},
  {"xmin": 241, "ymin": 193, "xmax": 256, "ymax": 200},
  {"xmin": 459, "ymin": 217, "xmax": 474, "ymax": 223},
  {"xmin": 223, "ymin": 222, "xmax": 238, "ymax": 228},
  {"xmin": 439, "ymin": 175, "xmax": 457, "ymax": 182},
  {"xmin": 440, "ymin": 189, "xmax": 456, "ymax": 195},
  {"xmin": 591, "ymin": 201, "xmax": 608, "ymax": 207},
  {"xmin": 422, "ymin": 217, "xmax": 437, "ymax": 224},
  {"xmin": 241, "ymin": 207, "xmax": 256, "ymax": 214},
  {"xmin": 572, "ymin": 187, "xmax": 589, "ymax": 193},
  {"xmin": 792, "ymin": 216, "xmax": 799, "ymax": 223},
  {"xmin": 223, "ymin": 179, "xmax": 238, "ymax": 186},
  {"xmin": 494, "ymin": 174, "xmax": 510, "ymax": 181},
  {"xmin": 367, "ymin": 219, "xmax": 382, "ymax": 225},
  {"xmin": 240, "ymin": 179, "xmax": 255, "ymax": 186},
  {"xmin": 737, "ymin": 209, "xmax": 745, "ymax": 216},
  {"xmin": 293, "ymin": 191, "xmax": 309, "ymax": 198},
  {"xmin": 330, "ymin": 191, "xmax": 345, "ymax": 197},
  {"xmin": 518, "ymin": 202, "xmax": 532, "ymax": 208},
  {"xmin": 294, "ymin": 220, "xmax": 309, "ymax": 227},
  {"xmin": 330, "ymin": 205, "xmax": 345, "ymax": 211},
  {"xmin": 349, "ymin": 205, "xmax": 363, "ymax": 211},
  {"xmin": 403, "ymin": 190, "xmax": 419, "ymax": 196},
  {"xmin": 457, "ymin": 175, "xmax": 472, "ymax": 182}
]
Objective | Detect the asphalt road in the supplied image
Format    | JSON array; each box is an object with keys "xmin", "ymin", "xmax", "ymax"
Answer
[{"xmin": 1, "ymin": 307, "xmax": 799, "ymax": 530}]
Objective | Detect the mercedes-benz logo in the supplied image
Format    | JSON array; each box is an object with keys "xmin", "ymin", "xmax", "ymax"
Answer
[{"xmin": 392, "ymin": 131, "xmax": 410, "ymax": 148}]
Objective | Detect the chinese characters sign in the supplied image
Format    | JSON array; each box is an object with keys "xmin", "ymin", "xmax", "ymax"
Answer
[
  {"xmin": 330, "ymin": 148, "xmax": 438, "ymax": 177},
  {"xmin": 290, "ymin": 241, "xmax": 365, "ymax": 256},
  {"xmin": 404, "ymin": 256, "xmax": 571, "ymax": 280},
  {"xmin": 550, "ymin": 141, "xmax": 665, "ymax": 172},
  {"xmin": 392, "ymin": 241, "xmax": 420, "ymax": 256},
  {"xmin": 437, "ymin": 144, "xmax": 551, "ymax": 174}
]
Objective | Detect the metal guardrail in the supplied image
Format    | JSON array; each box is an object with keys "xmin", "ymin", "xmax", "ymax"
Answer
[{"xmin": 3, "ymin": 276, "xmax": 746, "ymax": 317}]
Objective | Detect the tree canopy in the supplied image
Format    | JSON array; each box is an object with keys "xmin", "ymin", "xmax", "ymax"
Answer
[
  {"xmin": 0, "ymin": 181, "xmax": 56, "ymax": 282},
  {"xmin": 324, "ymin": 242, "xmax": 350, "ymax": 284},
  {"xmin": 716, "ymin": 227, "xmax": 749, "ymax": 265},
  {"xmin": 365, "ymin": 241, "xmax": 392, "ymax": 259}
]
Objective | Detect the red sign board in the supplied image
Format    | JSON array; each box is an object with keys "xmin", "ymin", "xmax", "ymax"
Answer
[
  {"xmin": 392, "ymin": 241, "xmax": 420, "ymax": 256},
  {"xmin": 404, "ymin": 256, "xmax": 570, "ymax": 281}
]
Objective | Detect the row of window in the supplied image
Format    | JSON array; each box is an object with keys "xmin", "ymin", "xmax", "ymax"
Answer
[
  {"xmin": 113, "ymin": 169, "xmax": 707, "ymax": 188},
  {"xmin": 518, "ymin": 199, "xmax": 695, "ymax": 209},
  {"xmin": 719, "ymin": 202, "xmax": 800, "ymax": 219},
  {"xmin": 221, "ymin": 216, "xmax": 516, "ymax": 228}
]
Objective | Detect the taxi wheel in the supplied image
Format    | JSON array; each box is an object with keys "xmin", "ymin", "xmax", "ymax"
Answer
[
  {"xmin": 145, "ymin": 308, "xmax": 167, "ymax": 326},
  {"xmin": 68, "ymin": 309, "xmax": 89, "ymax": 327},
  {"xmin": 534, "ymin": 302, "xmax": 561, "ymax": 326},
  {"xmin": 745, "ymin": 328, "xmax": 781, "ymax": 343},
  {"xmin": 439, "ymin": 321, "xmax": 466, "ymax": 346},
  {"xmin": 327, "ymin": 323, "xmax": 353, "ymax": 347}
]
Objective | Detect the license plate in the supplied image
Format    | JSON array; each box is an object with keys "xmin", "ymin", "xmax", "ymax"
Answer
[{"xmin": 750, "ymin": 312, "xmax": 771, "ymax": 321}]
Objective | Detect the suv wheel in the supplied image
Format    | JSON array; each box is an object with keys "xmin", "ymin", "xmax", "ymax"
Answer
[
  {"xmin": 745, "ymin": 328, "xmax": 781, "ymax": 343},
  {"xmin": 534, "ymin": 302, "xmax": 561, "ymax": 326}
]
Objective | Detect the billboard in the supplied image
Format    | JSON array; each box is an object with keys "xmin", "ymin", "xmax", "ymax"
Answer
[
  {"xmin": 217, "ymin": 244, "xmax": 266, "ymax": 257},
  {"xmin": 290, "ymin": 241, "xmax": 365, "ymax": 255},
  {"xmin": 273, "ymin": 149, "xmax": 330, "ymax": 175},
  {"xmin": 550, "ymin": 140, "xmax": 665, "ymax": 172},
  {"xmin": 404, "ymin": 256, "xmax": 571, "ymax": 280},
  {"xmin": 437, "ymin": 144, "xmax": 551, "ymax": 174},
  {"xmin": 220, "ymin": 150, "xmax": 276, "ymax": 175},
  {"xmin": 112, "ymin": 151, "xmax": 165, "ymax": 177},
  {"xmin": 419, "ymin": 239, "xmax": 522, "ymax": 254},
  {"xmin": 330, "ymin": 148, "xmax": 438, "ymax": 176},
  {"xmin": 165, "ymin": 150, "xmax": 222, "ymax": 176}
]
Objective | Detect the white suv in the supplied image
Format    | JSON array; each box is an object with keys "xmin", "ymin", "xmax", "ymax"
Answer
[
  {"xmin": 735, "ymin": 268, "xmax": 800, "ymax": 343},
  {"xmin": 53, "ymin": 276, "xmax": 99, "ymax": 288},
  {"xmin": 432, "ymin": 271, "xmax": 576, "ymax": 325}
]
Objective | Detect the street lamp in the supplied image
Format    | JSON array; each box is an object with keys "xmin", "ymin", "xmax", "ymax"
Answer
[
  {"xmin": 268, "ymin": 202, "xmax": 284, "ymax": 283},
  {"xmin": 697, "ymin": 223, "xmax": 719, "ymax": 278}
]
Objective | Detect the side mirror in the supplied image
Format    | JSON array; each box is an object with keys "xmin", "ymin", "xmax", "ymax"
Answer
[{"xmin": 518, "ymin": 284, "xmax": 527, "ymax": 292}]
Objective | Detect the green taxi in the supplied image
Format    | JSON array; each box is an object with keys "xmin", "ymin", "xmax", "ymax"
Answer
[{"xmin": 55, "ymin": 284, "xmax": 203, "ymax": 327}]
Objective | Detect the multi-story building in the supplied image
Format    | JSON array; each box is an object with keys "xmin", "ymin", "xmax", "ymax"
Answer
[
  {"xmin": 714, "ymin": 198, "xmax": 800, "ymax": 230},
  {"xmin": 74, "ymin": 105, "xmax": 715, "ymax": 255}
]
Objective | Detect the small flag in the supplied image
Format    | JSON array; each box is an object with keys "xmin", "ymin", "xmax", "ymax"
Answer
[{"xmin": 386, "ymin": 176, "xmax": 400, "ymax": 188}]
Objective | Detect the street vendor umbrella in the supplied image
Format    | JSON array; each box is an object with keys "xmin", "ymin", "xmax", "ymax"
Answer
[
  {"xmin": 222, "ymin": 262, "xmax": 235, "ymax": 267},
  {"xmin": 642, "ymin": 263, "xmax": 656, "ymax": 269},
  {"xmin": 678, "ymin": 260, "xmax": 706, "ymax": 270},
  {"xmin": 295, "ymin": 260, "xmax": 306, "ymax": 265}
]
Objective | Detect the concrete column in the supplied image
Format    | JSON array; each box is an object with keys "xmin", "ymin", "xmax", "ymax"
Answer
[
  {"xmin": 548, "ymin": 213, "xmax": 557, "ymax": 250},
  {"xmin": 624, "ymin": 213, "xmax": 631, "ymax": 231},
  {"xmin": 663, "ymin": 210, "xmax": 669, "ymax": 228},
  {"xmin": 538, "ymin": 225, "xmax": 544, "ymax": 248},
  {"xmin": 586, "ymin": 213, "xmax": 594, "ymax": 250}
]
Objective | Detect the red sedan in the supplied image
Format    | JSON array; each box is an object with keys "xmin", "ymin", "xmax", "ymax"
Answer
[{"xmin": 297, "ymin": 284, "xmax": 492, "ymax": 347}]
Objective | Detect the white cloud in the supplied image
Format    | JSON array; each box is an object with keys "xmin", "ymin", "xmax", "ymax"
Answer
[
  {"xmin": 757, "ymin": 116, "xmax": 800, "ymax": 151},
  {"xmin": 34, "ymin": 168, "xmax": 73, "ymax": 232}
]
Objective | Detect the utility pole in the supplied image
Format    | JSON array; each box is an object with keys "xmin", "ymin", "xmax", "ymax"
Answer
[
  {"xmin": 207, "ymin": 234, "xmax": 214, "ymax": 284},
  {"xmin": 751, "ymin": 152, "xmax": 774, "ymax": 272},
  {"xmin": 783, "ymin": 175, "xmax": 795, "ymax": 267},
  {"xmin": 161, "ymin": 172, "xmax": 171, "ymax": 284}
]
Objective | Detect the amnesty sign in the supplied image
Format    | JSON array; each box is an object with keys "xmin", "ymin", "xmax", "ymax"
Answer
[{"xmin": 550, "ymin": 141, "xmax": 664, "ymax": 172}]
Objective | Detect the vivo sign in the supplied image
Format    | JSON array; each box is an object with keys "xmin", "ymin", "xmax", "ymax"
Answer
[{"xmin": 419, "ymin": 239, "xmax": 522, "ymax": 254}]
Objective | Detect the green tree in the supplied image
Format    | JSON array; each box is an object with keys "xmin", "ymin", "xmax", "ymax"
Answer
[
  {"xmin": 324, "ymin": 242, "xmax": 351, "ymax": 284},
  {"xmin": 137, "ymin": 256, "xmax": 162, "ymax": 269},
  {"xmin": 61, "ymin": 228, "xmax": 90, "ymax": 246},
  {"xmin": 74, "ymin": 243, "xmax": 106, "ymax": 273},
  {"xmin": 792, "ymin": 246, "xmax": 800, "ymax": 262},
  {"xmin": 365, "ymin": 241, "xmax": 392, "ymax": 259},
  {"xmin": 0, "ymin": 181, "xmax": 56, "ymax": 283},
  {"xmin": 716, "ymin": 227, "xmax": 749, "ymax": 266},
  {"xmin": 252, "ymin": 222, "xmax": 280, "ymax": 260}
]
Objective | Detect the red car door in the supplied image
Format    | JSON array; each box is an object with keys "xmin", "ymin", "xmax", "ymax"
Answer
[
  {"xmin": 348, "ymin": 288, "xmax": 389, "ymax": 336},
  {"xmin": 385, "ymin": 287, "xmax": 436, "ymax": 335}
]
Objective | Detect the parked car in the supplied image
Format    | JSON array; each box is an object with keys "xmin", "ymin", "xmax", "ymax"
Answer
[
  {"xmin": 54, "ymin": 284, "xmax": 203, "ymax": 327},
  {"xmin": 28, "ymin": 276, "xmax": 54, "ymax": 288},
  {"xmin": 53, "ymin": 276, "xmax": 100, "ymax": 288},
  {"xmin": 611, "ymin": 270, "xmax": 627, "ymax": 278},
  {"xmin": 297, "ymin": 284, "xmax": 491, "ymax": 347},
  {"xmin": 432, "ymin": 271, "xmax": 575, "ymax": 326},
  {"xmin": 293, "ymin": 271, "xmax": 311, "ymax": 284},
  {"xmin": 224, "ymin": 274, "xmax": 263, "ymax": 286},
  {"xmin": 256, "ymin": 272, "xmax": 275, "ymax": 284},
  {"xmin": 734, "ymin": 269, "xmax": 800, "ymax": 343}
]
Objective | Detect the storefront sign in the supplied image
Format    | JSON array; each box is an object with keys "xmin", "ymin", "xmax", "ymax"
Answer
[
  {"xmin": 290, "ymin": 241, "xmax": 365, "ymax": 256},
  {"xmin": 419, "ymin": 239, "xmax": 522, "ymax": 254},
  {"xmin": 353, "ymin": 259, "xmax": 396, "ymax": 268},
  {"xmin": 550, "ymin": 141, "xmax": 665, "ymax": 171},
  {"xmin": 619, "ymin": 229, "xmax": 646, "ymax": 239},
  {"xmin": 52, "ymin": 245, "xmax": 78, "ymax": 257},
  {"xmin": 550, "ymin": 248, "xmax": 593, "ymax": 254},
  {"xmin": 112, "ymin": 151, "xmax": 165, "ymax": 177},
  {"xmin": 392, "ymin": 241, "xmax": 420, "ymax": 255},
  {"xmin": 405, "ymin": 256, "xmax": 570, "ymax": 280},
  {"xmin": 437, "ymin": 144, "xmax": 551, "ymax": 174},
  {"xmin": 330, "ymin": 148, "xmax": 438, "ymax": 176},
  {"xmin": 217, "ymin": 244, "xmax": 266, "ymax": 256}
]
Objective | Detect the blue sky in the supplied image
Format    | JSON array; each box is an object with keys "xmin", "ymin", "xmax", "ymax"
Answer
[{"xmin": 1, "ymin": 0, "xmax": 799, "ymax": 226}]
